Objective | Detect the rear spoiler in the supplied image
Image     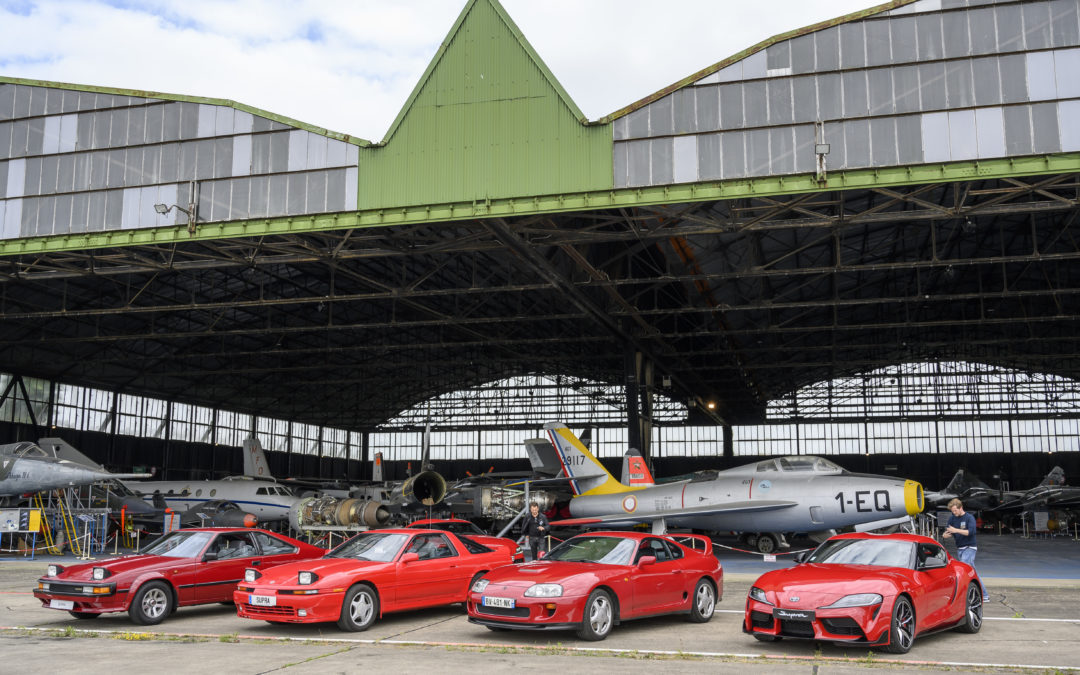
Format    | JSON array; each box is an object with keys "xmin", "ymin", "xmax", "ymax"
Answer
[{"xmin": 666, "ymin": 534, "xmax": 712, "ymax": 555}]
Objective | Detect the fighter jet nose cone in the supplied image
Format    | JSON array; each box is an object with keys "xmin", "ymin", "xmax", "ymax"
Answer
[
  {"xmin": 243, "ymin": 514, "xmax": 258, "ymax": 528},
  {"xmin": 905, "ymin": 480, "xmax": 925, "ymax": 514}
]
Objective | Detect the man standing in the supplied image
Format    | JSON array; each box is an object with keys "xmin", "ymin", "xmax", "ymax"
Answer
[
  {"xmin": 520, "ymin": 502, "xmax": 549, "ymax": 562},
  {"xmin": 943, "ymin": 498, "xmax": 989, "ymax": 601}
]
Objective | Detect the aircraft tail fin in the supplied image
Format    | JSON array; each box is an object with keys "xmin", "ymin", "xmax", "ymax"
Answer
[
  {"xmin": 544, "ymin": 423, "xmax": 626, "ymax": 496},
  {"xmin": 372, "ymin": 452, "xmax": 384, "ymax": 482},
  {"xmin": 1040, "ymin": 466, "xmax": 1066, "ymax": 487},
  {"xmin": 242, "ymin": 438, "xmax": 273, "ymax": 479},
  {"xmin": 621, "ymin": 448, "xmax": 655, "ymax": 487}
]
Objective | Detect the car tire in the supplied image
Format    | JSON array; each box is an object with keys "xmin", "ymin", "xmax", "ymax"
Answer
[
  {"xmin": 883, "ymin": 595, "xmax": 915, "ymax": 654},
  {"xmin": 756, "ymin": 533, "xmax": 778, "ymax": 555},
  {"xmin": 753, "ymin": 634, "xmax": 780, "ymax": 642},
  {"xmin": 955, "ymin": 581, "xmax": 983, "ymax": 634},
  {"xmin": 576, "ymin": 589, "xmax": 615, "ymax": 641},
  {"xmin": 67, "ymin": 611, "xmax": 99, "ymax": 620},
  {"xmin": 337, "ymin": 583, "xmax": 379, "ymax": 632},
  {"xmin": 129, "ymin": 581, "xmax": 174, "ymax": 625},
  {"xmin": 686, "ymin": 579, "xmax": 716, "ymax": 623}
]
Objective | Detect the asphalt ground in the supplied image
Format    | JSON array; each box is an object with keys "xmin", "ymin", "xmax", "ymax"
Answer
[{"xmin": 0, "ymin": 533, "xmax": 1078, "ymax": 674}]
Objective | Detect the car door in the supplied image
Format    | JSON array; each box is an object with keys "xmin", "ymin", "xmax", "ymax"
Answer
[
  {"xmin": 629, "ymin": 538, "xmax": 686, "ymax": 616},
  {"xmin": 394, "ymin": 533, "xmax": 462, "ymax": 608},
  {"xmin": 250, "ymin": 530, "xmax": 301, "ymax": 570},
  {"xmin": 195, "ymin": 532, "xmax": 259, "ymax": 602},
  {"xmin": 913, "ymin": 542, "xmax": 956, "ymax": 629}
]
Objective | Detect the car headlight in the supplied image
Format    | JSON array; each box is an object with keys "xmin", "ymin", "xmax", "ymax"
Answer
[
  {"xmin": 471, "ymin": 578, "xmax": 490, "ymax": 593},
  {"xmin": 47, "ymin": 564, "xmax": 64, "ymax": 577},
  {"xmin": 749, "ymin": 586, "xmax": 773, "ymax": 606},
  {"xmin": 92, "ymin": 567, "xmax": 111, "ymax": 581},
  {"xmin": 244, "ymin": 569, "xmax": 261, "ymax": 583},
  {"xmin": 821, "ymin": 593, "xmax": 883, "ymax": 608},
  {"xmin": 523, "ymin": 583, "xmax": 563, "ymax": 598},
  {"xmin": 298, "ymin": 571, "xmax": 319, "ymax": 585}
]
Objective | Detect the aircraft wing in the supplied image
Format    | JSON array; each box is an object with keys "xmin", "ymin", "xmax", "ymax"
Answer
[{"xmin": 551, "ymin": 499, "xmax": 798, "ymax": 527}]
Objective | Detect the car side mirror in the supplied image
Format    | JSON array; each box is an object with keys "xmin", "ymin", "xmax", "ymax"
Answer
[
  {"xmin": 637, "ymin": 555, "xmax": 657, "ymax": 567},
  {"xmin": 793, "ymin": 551, "xmax": 808, "ymax": 564},
  {"xmin": 918, "ymin": 557, "xmax": 946, "ymax": 571},
  {"xmin": 202, "ymin": 551, "xmax": 218, "ymax": 562},
  {"xmin": 400, "ymin": 552, "xmax": 419, "ymax": 564}
]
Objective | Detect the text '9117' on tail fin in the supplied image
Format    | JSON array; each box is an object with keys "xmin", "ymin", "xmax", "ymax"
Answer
[{"xmin": 544, "ymin": 423, "xmax": 628, "ymax": 496}]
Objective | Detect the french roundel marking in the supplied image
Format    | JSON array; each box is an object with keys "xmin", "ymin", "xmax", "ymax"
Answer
[{"xmin": 622, "ymin": 495, "xmax": 637, "ymax": 513}]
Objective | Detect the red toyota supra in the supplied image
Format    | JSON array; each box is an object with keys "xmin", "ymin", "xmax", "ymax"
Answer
[
  {"xmin": 466, "ymin": 531, "xmax": 722, "ymax": 640},
  {"xmin": 234, "ymin": 528, "xmax": 514, "ymax": 630},
  {"xmin": 744, "ymin": 532, "xmax": 983, "ymax": 653}
]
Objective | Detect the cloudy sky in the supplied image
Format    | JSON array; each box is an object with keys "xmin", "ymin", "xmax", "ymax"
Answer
[{"xmin": 1, "ymin": 0, "xmax": 876, "ymax": 141}]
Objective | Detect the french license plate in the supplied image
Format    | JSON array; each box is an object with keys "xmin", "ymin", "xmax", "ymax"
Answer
[
  {"xmin": 249, "ymin": 594, "xmax": 276, "ymax": 607},
  {"xmin": 49, "ymin": 599, "xmax": 74, "ymax": 610},
  {"xmin": 773, "ymin": 608, "xmax": 815, "ymax": 621},
  {"xmin": 482, "ymin": 596, "xmax": 515, "ymax": 609}
]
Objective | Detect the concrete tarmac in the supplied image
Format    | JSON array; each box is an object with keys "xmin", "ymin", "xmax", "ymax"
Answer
[{"xmin": 1, "ymin": 533, "xmax": 1078, "ymax": 673}]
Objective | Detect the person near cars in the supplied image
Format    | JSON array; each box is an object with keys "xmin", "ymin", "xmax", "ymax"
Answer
[
  {"xmin": 943, "ymin": 497, "xmax": 988, "ymax": 601},
  {"xmin": 520, "ymin": 502, "xmax": 549, "ymax": 561}
]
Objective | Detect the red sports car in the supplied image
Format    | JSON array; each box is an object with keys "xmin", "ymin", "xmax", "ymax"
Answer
[
  {"xmin": 33, "ymin": 528, "xmax": 324, "ymax": 625},
  {"xmin": 407, "ymin": 518, "xmax": 523, "ymax": 562},
  {"xmin": 466, "ymin": 531, "xmax": 722, "ymax": 641},
  {"xmin": 744, "ymin": 532, "xmax": 983, "ymax": 653},
  {"xmin": 234, "ymin": 527, "xmax": 514, "ymax": 631}
]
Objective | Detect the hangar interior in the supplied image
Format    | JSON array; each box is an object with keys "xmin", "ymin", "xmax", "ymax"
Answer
[{"xmin": 1, "ymin": 0, "xmax": 1079, "ymax": 499}]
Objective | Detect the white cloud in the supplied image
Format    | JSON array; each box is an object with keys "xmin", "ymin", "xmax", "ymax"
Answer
[{"xmin": 1, "ymin": 0, "xmax": 875, "ymax": 140}]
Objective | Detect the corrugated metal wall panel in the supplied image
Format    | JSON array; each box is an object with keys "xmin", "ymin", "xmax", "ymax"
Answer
[{"xmin": 614, "ymin": 0, "xmax": 1080, "ymax": 189}]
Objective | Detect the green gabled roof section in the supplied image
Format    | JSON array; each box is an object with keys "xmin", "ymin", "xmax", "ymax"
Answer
[
  {"xmin": 359, "ymin": 0, "xmax": 612, "ymax": 210},
  {"xmin": 0, "ymin": 75, "xmax": 371, "ymax": 146},
  {"xmin": 597, "ymin": 0, "xmax": 919, "ymax": 124}
]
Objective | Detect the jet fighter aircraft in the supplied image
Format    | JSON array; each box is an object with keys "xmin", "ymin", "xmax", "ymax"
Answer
[
  {"xmin": 540, "ymin": 423, "xmax": 924, "ymax": 552},
  {"xmin": 0, "ymin": 441, "xmax": 151, "ymax": 501}
]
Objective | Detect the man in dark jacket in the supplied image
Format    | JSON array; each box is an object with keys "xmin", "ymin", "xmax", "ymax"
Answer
[{"xmin": 520, "ymin": 502, "xmax": 549, "ymax": 561}]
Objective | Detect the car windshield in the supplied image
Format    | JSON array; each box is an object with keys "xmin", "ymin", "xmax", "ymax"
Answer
[
  {"xmin": 545, "ymin": 536, "xmax": 637, "ymax": 565},
  {"xmin": 325, "ymin": 532, "xmax": 409, "ymax": 562},
  {"xmin": 142, "ymin": 531, "xmax": 214, "ymax": 558},
  {"xmin": 807, "ymin": 538, "xmax": 914, "ymax": 568},
  {"xmin": 424, "ymin": 521, "xmax": 484, "ymax": 535}
]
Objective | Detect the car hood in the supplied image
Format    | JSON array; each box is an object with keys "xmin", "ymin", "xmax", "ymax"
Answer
[
  {"xmin": 250, "ymin": 557, "xmax": 391, "ymax": 585},
  {"xmin": 753, "ymin": 564, "xmax": 906, "ymax": 607},
  {"xmin": 480, "ymin": 561, "xmax": 622, "ymax": 588},
  {"xmin": 46, "ymin": 555, "xmax": 182, "ymax": 581}
]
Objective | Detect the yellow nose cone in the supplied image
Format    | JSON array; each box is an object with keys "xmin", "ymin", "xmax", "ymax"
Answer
[{"xmin": 904, "ymin": 480, "xmax": 925, "ymax": 515}]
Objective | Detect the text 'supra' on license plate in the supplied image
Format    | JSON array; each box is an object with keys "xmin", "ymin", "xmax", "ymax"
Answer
[
  {"xmin": 249, "ymin": 594, "xmax": 276, "ymax": 607},
  {"xmin": 482, "ymin": 596, "xmax": 515, "ymax": 609},
  {"xmin": 49, "ymin": 599, "xmax": 74, "ymax": 610}
]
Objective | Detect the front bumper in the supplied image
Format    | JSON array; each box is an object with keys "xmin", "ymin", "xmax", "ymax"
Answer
[
  {"xmin": 233, "ymin": 587, "xmax": 345, "ymax": 624},
  {"xmin": 742, "ymin": 596, "xmax": 890, "ymax": 646},
  {"xmin": 33, "ymin": 582, "xmax": 125, "ymax": 615},
  {"xmin": 466, "ymin": 591, "xmax": 585, "ymax": 629}
]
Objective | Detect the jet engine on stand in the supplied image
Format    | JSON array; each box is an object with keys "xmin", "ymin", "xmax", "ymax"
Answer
[{"xmin": 288, "ymin": 496, "xmax": 390, "ymax": 531}]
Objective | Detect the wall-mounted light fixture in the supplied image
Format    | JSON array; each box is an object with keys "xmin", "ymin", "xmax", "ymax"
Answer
[{"xmin": 154, "ymin": 181, "xmax": 200, "ymax": 235}]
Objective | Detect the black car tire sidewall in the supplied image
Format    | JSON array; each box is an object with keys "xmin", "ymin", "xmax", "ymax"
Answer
[
  {"xmin": 129, "ymin": 581, "xmax": 173, "ymax": 626},
  {"xmin": 337, "ymin": 584, "xmax": 379, "ymax": 632}
]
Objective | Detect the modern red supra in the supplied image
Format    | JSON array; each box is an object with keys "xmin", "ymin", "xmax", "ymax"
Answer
[
  {"xmin": 466, "ymin": 531, "xmax": 722, "ymax": 640},
  {"xmin": 33, "ymin": 528, "xmax": 324, "ymax": 625},
  {"xmin": 407, "ymin": 518, "xmax": 523, "ymax": 562},
  {"xmin": 744, "ymin": 532, "xmax": 983, "ymax": 653},
  {"xmin": 234, "ymin": 528, "xmax": 514, "ymax": 630}
]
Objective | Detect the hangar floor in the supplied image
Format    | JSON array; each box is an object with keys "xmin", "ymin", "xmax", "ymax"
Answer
[{"xmin": 0, "ymin": 534, "xmax": 1077, "ymax": 674}]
